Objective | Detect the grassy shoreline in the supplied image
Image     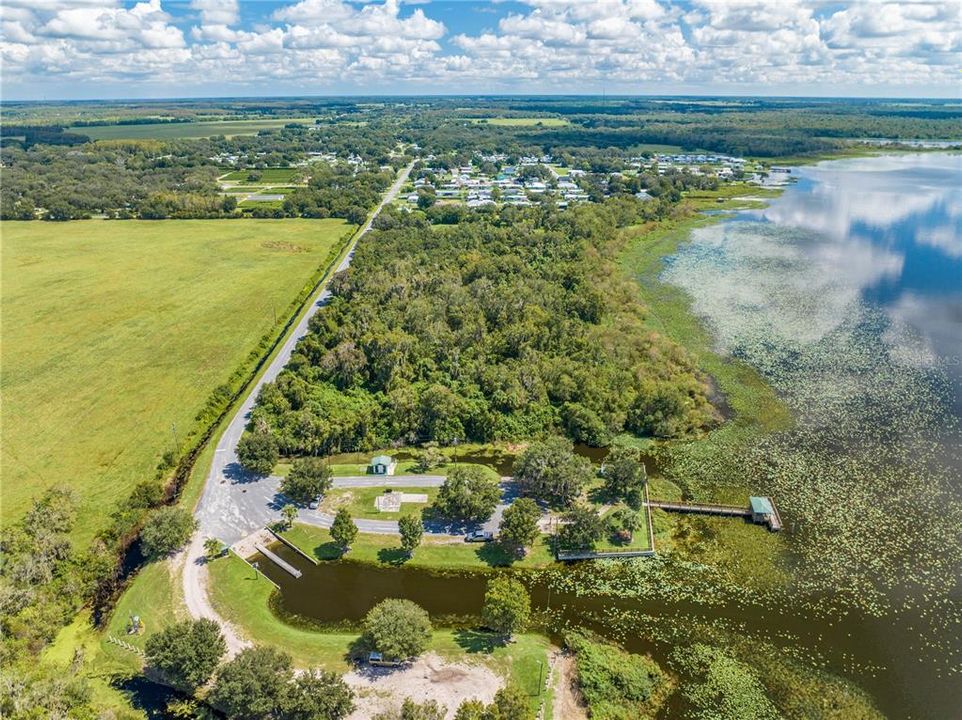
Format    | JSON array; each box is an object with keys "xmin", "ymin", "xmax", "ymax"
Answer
[
  {"xmin": 620, "ymin": 189, "xmax": 792, "ymax": 441},
  {"xmin": 280, "ymin": 523, "xmax": 557, "ymax": 570}
]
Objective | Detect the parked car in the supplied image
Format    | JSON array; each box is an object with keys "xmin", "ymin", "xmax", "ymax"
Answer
[
  {"xmin": 308, "ymin": 497, "xmax": 319, "ymax": 510},
  {"xmin": 368, "ymin": 651, "xmax": 402, "ymax": 667},
  {"xmin": 465, "ymin": 530, "xmax": 493, "ymax": 543}
]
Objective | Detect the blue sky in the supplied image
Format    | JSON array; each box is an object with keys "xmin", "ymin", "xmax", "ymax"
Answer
[{"xmin": 2, "ymin": 1, "xmax": 960, "ymax": 101}]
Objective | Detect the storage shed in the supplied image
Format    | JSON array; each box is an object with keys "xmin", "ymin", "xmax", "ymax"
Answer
[{"xmin": 369, "ymin": 454, "xmax": 397, "ymax": 476}]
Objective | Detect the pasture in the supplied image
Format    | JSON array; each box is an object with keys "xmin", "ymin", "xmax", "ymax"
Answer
[
  {"xmin": 473, "ymin": 117, "xmax": 570, "ymax": 127},
  {"xmin": 70, "ymin": 117, "xmax": 316, "ymax": 141},
  {"xmin": 1, "ymin": 218, "xmax": 350, "ymax": 543}
]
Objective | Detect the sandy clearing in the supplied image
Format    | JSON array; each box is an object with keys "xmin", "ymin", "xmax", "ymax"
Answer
[
  {"xmin": 344, "ymin": 653, "xmax": 504, "ymax": 720},
  {"xmin": 552, "ymin": 651, "xmax": 588, "ymax": 720}
]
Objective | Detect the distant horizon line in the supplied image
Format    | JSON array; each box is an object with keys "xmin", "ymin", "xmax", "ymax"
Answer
[{"xmin": 3, "ymin": 91, "xmax": 960, "ymax": 105}]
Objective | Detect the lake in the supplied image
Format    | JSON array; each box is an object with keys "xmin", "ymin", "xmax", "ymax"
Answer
[
  {"xmin": 256, "ymin": 154, "xmax": 962, "ymax": 719},
  {"xmin": 662, "ymin": 152, "xmax": 962, "ymax": 718}
]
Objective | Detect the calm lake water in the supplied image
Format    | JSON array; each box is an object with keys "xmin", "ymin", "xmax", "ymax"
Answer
[
  {"xmin": 256, "ymin": 154, "xmax": 962, "ymax": 720},
  {"xmin": 662, "ymin": 152, "xmax": 962, "ymax": 718},
  {"xmin": 765, "ymin": 153, "xmax": 962, "ymax": 407}
]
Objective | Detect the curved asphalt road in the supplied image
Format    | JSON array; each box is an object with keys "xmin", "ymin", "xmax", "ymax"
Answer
[{"xmin": 193, "ymin": 161, "xmax": 413, "ymax": 547}]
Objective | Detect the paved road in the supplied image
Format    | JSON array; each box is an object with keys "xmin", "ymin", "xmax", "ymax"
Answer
[
  {"xmin": 193, "ymin": 161, "xmax": 413, "ymax": 547},
  {"xmin": 195, "ymin": 471, "xmax": 514, "ymax": 537}
]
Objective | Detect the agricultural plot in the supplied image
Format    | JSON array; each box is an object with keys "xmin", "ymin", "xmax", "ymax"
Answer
[
  {"xmin": 1, "ymin": 218, "xmax": 350, "ymax": 543},
  {"xmin": 474, "ymin": 117, "xmax": 570, "ymax": 127},
  {"xmin": 70, "ymin": 117, "xmax": 316, "ymax": 141}
]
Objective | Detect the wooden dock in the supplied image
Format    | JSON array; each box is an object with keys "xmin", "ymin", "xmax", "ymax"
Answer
[
  {"xmin": 254, "ymin": 543, "xmax": 302, "ymax": 578},
  {"xmin": 647, "ymin": 500, "xmax": 749, "ymax": 517},
  {"xmin": 647, "ymin": 497, "xmax": 782, "ymax": 532}
]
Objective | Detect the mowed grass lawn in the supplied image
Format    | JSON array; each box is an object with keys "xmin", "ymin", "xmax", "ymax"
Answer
[
  {"xmin": 1, "ymin": 218, "xmax": 350, "ymax": 543},
  {"xmin": 281, "ymin": 524, "xmax": 557, "ymax": 570}
]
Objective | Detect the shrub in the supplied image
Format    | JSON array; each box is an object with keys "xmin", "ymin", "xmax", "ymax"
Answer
[
  {"xmin": 140, "ymin": 507, "xmax": 196, "ymax": 559},
  {"xmin": 144, "ymin": 618, "xmax": 225, "ymax": 691},
  {"xmin": 565, "ymin": 630, "xmax": 667, "ymax": 720}
]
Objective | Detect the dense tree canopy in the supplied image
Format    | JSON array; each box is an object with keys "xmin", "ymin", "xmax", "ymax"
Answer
[
  {"xmin": 431, "ymin": 466, "xmax": 501, "ymax": 523},
  {"xmin": 556, "ymin": 504, "xmax": 604, "ymax": 553},
  {"xmin": 497, "ymin": 498, "xmax": 541, "ymax": 555},
  {"xmin": 513, "ymin": 438, "xmax": 594, "ymax": 508},
  {"xmin": 249, "ymin": 199, "xmax": 718, "ymax": 456},
  {"xmin": 482, "ymin": 577, "xmax": 531, "ymax": 639},
  {"xmin": 330, "ymin": 508, "xmax": 357, "ymax": 551},
  {"xmin": 398, "ymin": 514, "xmax": 424, "ymax": 555},
  {"xmin": 281, "ymin": 456, "xmax": 332, "ymax": 505},
  {"xmin": 140, "ymin": 506, "xmax": 196, "ymax": 560},
  {"xmin": 208, "ymin": 646, "xmax": 293, "ymax": 720},
  {"xmin": 237, "ymin": 430, "xmax": 279, "ymax": 477},
  {"xmin": 601, "ymin": 445, "xmax": 647, "ymax": 508}
]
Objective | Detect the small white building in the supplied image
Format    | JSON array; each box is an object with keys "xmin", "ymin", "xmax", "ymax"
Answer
[{"xmin": 369, "ymin": 455, "xmax": 397, "ymax": 476}]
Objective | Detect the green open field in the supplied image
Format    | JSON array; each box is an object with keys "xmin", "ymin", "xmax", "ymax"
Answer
[
  {"xmin": 472, "ymin": 117, "xmax": 570, "ymax": 127},
  {"xmin": 222, "ymin": 167, "xmax": 305, "ymax": 183},
  {"xmin": 70, "ymin": 118, "xmax": 316, "ymax": 141},
  {"xmin": 1, "ymin": 218, "xmax": 350, "ymax": 543}
]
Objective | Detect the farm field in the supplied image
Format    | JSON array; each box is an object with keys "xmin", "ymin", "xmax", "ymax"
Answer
[
  {"xmin": 1, "ymin": 218, "xmax": 350, "ymax": 543},
  {"xmin": 474, "ymin": 117, "xmax": 569, "ymax": 127},
  {"xmin": 69, "ymin": 117, "xmax": 316, "ymax": 141}
]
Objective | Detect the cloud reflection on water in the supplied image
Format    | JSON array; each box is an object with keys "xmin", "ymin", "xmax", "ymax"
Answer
[{"xmin": 666, "ymin": 152, "xmax": 962, "ymax": 389}]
